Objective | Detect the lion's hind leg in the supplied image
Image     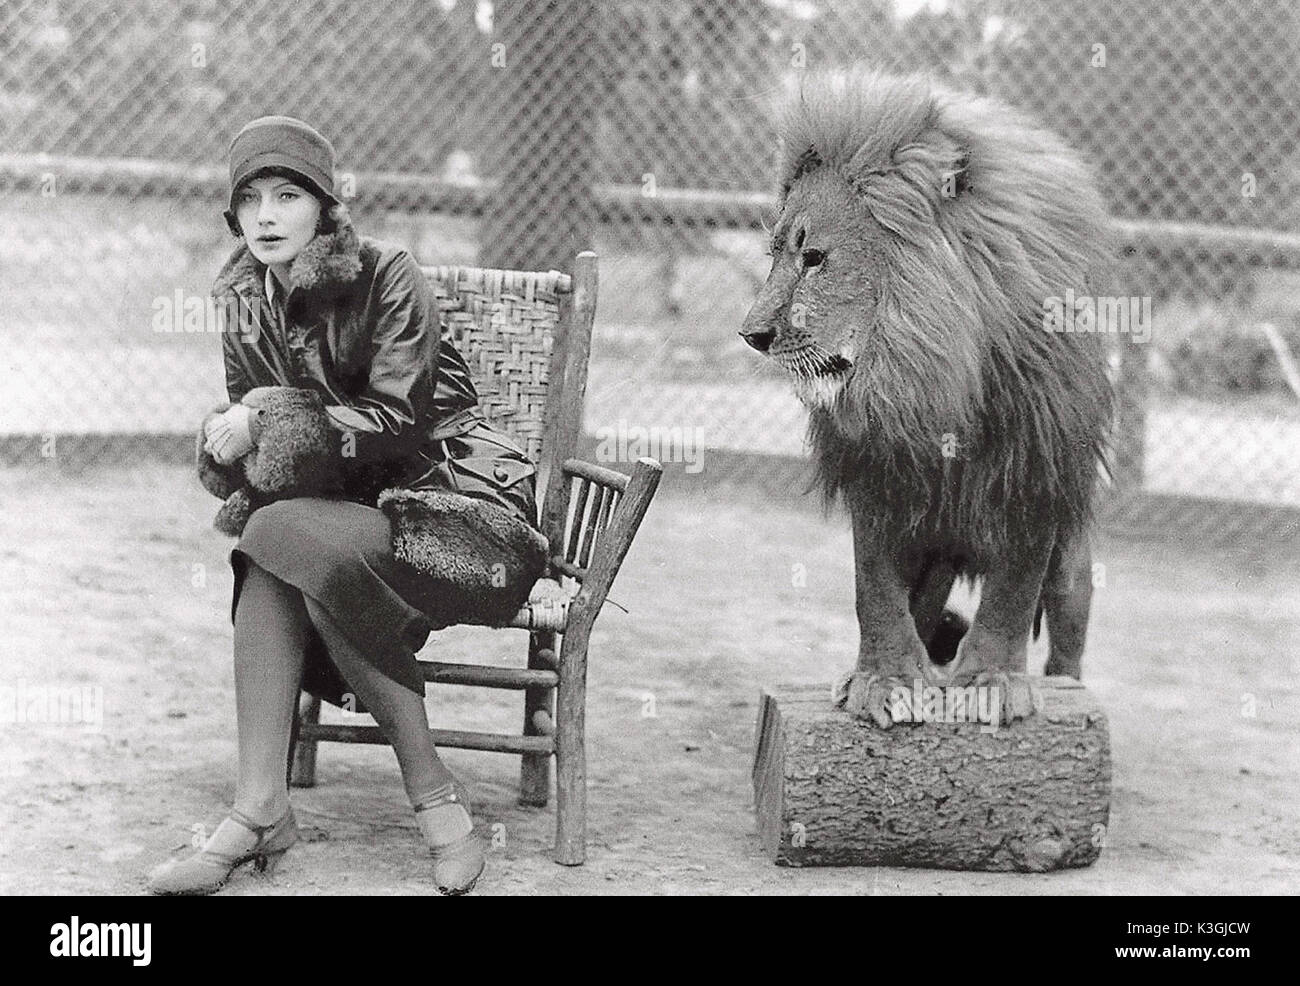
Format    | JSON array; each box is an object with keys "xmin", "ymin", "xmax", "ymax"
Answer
[
  {"xmin": 1041, "ymin": 530, "xmax": 1093, "ymax": 680},
  {"xmin": 908, "ymin": 556, "xmax": 965, "ymax": 667}
]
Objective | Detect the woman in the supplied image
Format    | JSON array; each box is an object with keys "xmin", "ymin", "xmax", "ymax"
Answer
[{"xmin": 148, "ymin": 116, "xmax": 544, "ymax": 896}]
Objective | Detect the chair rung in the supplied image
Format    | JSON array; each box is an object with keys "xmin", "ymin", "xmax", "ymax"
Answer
[
  {"xmin": 301, "ymin": 722, "xmax": 555, "ymax": 755},
  {"xmin": 549, "ymin": 556, "xmax": 586, "ymax": 581},
  {"xmin": 421, "ymin": 661, "xmax": 558, "ymax": 690}
]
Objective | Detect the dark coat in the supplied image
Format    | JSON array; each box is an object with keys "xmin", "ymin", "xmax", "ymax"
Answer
[
  {"xmin": 201, "ymin": 206, "xmax": 547, "ymax": 627},
  {"xmin": 211, "ymin": 207, "xmax": 537, "ymax": 518}
]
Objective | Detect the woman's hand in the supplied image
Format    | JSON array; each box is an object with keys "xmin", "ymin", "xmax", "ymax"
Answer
[{"xmin": 203, "ymin": 404, "xmax": 258, "ymax": 465}]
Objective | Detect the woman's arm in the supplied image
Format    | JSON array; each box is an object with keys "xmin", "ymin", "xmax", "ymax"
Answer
[
  {"xmin": 322, "ymin": 249, "xmax": 439, "ymax": 464},
  {"xmin": 222, "ymin": 326, "xmax": 256, "ymax": 405},
  {"xmin": 220, "ymin": 289, "xmax": 296, "ymax": 409}
]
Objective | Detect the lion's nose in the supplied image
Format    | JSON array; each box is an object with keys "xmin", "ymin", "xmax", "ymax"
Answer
[{"xmin": 740, "ymin": 327, "xmax": 775, "ymax": 353}]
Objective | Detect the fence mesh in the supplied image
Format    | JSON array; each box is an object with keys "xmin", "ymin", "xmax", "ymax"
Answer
[{"xmin": 2, "ymin": 0, "xmax": 1298, "ymax": 539}]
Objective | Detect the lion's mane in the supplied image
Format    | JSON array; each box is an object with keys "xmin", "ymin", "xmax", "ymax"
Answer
[{"xmin": 777, "ymin": 72, "xmax": 1114, "ymax": 565}]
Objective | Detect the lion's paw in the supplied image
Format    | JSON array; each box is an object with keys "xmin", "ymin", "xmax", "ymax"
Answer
[
  {"xmin": 832, "ymin": 672, "xmax": 918, "ymax": 729},
  {"xmin": 967, "ymin": 670, "xmax": 1041, "ymax": 726}
]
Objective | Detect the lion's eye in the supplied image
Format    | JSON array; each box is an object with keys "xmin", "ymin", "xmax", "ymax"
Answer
[{"xmin": 802, "ymin": 248, "xmax": 826, "ymax": 269}]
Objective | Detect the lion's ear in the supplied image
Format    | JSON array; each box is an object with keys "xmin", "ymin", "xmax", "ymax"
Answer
[
  {"xmin": 781, "ymin": 143, "xmax": 823, "ymax": 199},
  {"xmin": 942, "ymin": 149, "xmax": 973, "ymax": 199},
  {"xmin": 891, "ymin": 125, "xmax": 973, "ymax": 203},
  {"xmin": 791, "ymin": 144, "xmax": 822, "ymax": 182}
]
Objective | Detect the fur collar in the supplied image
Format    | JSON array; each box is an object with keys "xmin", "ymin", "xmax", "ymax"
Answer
[{"xmin": 211, "ymin": 204, "xmax": 363, "ymax": 301}]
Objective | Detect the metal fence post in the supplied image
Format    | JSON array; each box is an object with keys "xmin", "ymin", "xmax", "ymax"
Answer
[{"xmin": 479, "ymin": 0, "xmax": 601, "ymax": 274}]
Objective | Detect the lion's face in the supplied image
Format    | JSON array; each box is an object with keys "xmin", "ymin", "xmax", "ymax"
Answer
[{"xmin": 740, "ymin": 169, "xmax": 886, "ymax": 408}]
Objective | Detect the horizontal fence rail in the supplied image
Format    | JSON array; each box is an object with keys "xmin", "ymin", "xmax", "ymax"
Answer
[{"xmin": 8, "ymin": 152, "xmax": 1300, "ymax": 260}]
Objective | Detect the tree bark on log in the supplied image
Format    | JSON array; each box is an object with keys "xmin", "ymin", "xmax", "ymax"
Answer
[{"xmin": 752, "ymin": 679, "xmax": 1111, "ymax": 871}]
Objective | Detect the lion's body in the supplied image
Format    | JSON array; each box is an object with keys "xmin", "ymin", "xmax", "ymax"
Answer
[
  {"xmin": 784, "ymin": 74, "xmax": 1113, "ymax": 565},
  {"xmin": 741, "ymin": 72, "xmax": 1114, "ymax": 721}
]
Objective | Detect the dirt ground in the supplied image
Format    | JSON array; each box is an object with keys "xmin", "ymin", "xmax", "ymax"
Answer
[{"xmin": 1, "ymin": 460, "xmax": 1297, "ymax": 895}]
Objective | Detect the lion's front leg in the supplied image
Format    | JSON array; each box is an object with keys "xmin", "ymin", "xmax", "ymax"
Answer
[
  {"xmin": 833, "ymin": 511, "xmax": 930, "ymax": 728},
  {"xmin": 949, "ymin": 536, "xmax": 1055, "ymax": 725}
]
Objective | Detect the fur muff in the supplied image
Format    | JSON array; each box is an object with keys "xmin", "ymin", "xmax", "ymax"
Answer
[
  {"xmin": 194, "ymin": 385, "xmax": 341, "ymax": 537},
  {"xmin": 214, "ymin": 487, "xmax": 255, "ymax": 536},
  {"xmin": 195, "ymin": 388, "xmax": 548, "ymax": 628},
  {"xmin": 378, "ymin": 488, "xmax": 548, "ymax": 628},
  {"xmin": 239, "ymin": 386, "xmax": 337, "ymax": 497}
]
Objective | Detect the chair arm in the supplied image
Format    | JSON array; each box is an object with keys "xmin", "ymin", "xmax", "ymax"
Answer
[{"xmin": 563, "ymin": 456, "xmax": 662, "ymax": 633}]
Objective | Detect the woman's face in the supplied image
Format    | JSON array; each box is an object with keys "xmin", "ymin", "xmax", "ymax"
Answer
[{"xmin": 233, "ymin": 176, "xmax": 323, "ymax": 266}]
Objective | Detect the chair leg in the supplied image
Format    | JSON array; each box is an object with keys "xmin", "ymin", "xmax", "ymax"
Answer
[
  {"xmin": 553, "ymin": 626, "xmax": 590, "ymax": 865},
  {"xmin": 519, "ymin": 631, "xmax": 556, "ymax": 807},
  {"xmin": 290, "ymin": 692, "xmax": 320, "ymax": 788},
  {"xmin": 285, "ymin": 699, "xmax": 300, "ymax": 789}
]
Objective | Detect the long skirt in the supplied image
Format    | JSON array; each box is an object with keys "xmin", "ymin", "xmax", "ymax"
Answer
[{"xmin": 230, "ymin": 497, "xmax": 438, "ymax": 706}]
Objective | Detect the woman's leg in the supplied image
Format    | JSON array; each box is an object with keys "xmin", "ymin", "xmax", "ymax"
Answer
[
  {"xmin": 231, "ymin": 559, "xmax": 307, "ymax": 823},
  {"xmin": 301, "ymin": 596, "xmax": 470, "ymax": 842},
  {"xmin": 299, "ymin": 595, "xmax": 452, "ymax": 800},
  {"xmin": 181, "ymin": 558, "xmax": 306, "ymax": 862}
]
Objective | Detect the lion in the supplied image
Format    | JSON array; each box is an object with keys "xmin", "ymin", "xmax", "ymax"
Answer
[{"xmin": 740, "ymin": 71, "xmax": 1113, "ymax": 727}]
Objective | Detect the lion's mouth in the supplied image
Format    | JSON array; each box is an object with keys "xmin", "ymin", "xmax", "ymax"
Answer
[
  {"xmin": 778, "ymin": 348, "xmax": 853, "ymax": 408},
  {"xmin": 814, "ymin": 353, "xmax": 852, "ymax": 377},
  {"xmin": 777, "ymin": 348, "xmax": 853, "ymax": 380}
]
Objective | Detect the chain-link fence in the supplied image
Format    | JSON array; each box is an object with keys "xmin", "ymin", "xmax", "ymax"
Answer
[{"xmin": 2, "ymin": 0, "xmax": 1298, "ymax": 539}]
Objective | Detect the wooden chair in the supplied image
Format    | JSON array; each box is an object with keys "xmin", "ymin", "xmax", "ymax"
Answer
[{"xmin": 286, "ymin": 251, "xmax": 663, "ymax": 865}]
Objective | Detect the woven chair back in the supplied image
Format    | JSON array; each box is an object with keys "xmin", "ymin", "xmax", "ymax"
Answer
[{"xmin": 423, "ymin": 265, "xmax": 573, "ymax": 465}]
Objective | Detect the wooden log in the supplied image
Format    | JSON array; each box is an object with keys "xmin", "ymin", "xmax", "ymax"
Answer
[{"xmin": 752, "ymin": 679, "xmax": 1110, "ymax": 872}]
